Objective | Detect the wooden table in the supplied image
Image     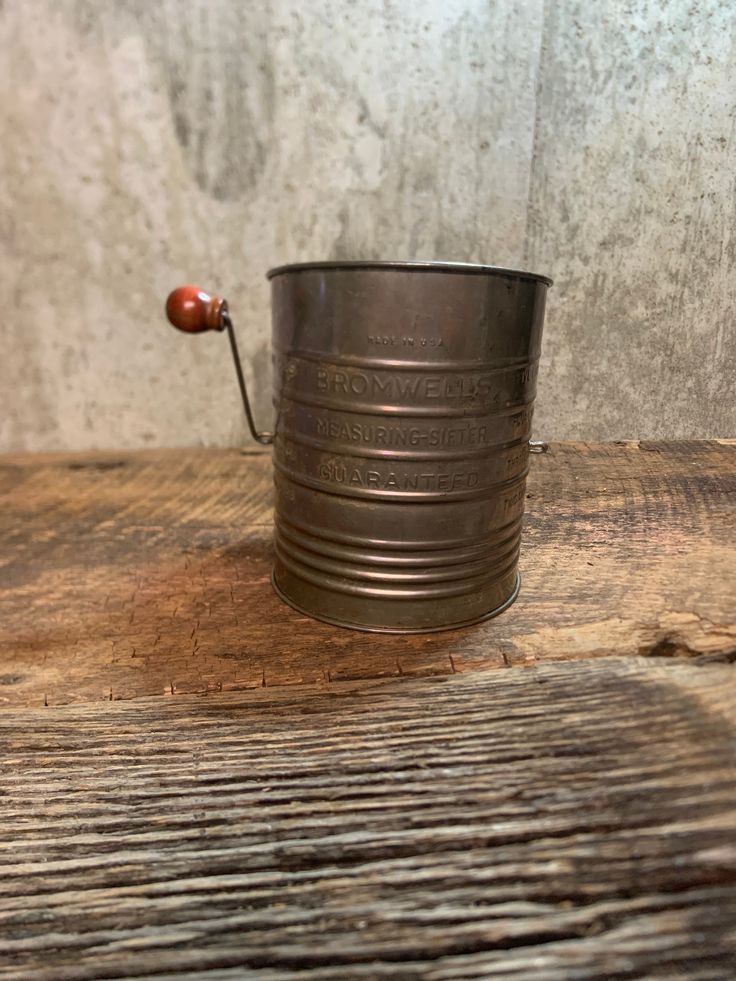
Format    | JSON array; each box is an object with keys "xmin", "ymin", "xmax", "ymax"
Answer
[{"xmin": 1, "ymin": 442, "xmax": 734, "ymax": 978}]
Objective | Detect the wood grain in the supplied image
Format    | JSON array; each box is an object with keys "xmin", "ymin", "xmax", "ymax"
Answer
[
  {"xmin": 1, "ymin": 657, "xmax": 735, "ymax": 979},
  {"xmin": 1, "ymin": 441, "xmax": 734, "ymax": 707}
]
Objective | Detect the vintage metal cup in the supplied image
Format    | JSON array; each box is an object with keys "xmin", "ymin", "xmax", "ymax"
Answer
[{"xmin": 166, "ymin": 260, "xmax": 551, "ymax": 633}]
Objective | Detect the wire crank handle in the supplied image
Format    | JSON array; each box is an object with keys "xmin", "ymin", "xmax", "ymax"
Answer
[{"xmin": 165, "ymin": 286, "xmax": 273, "ymax": 446}]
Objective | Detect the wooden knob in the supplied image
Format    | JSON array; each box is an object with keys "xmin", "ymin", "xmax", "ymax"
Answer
[{"xmin": 165, "ymin": 286, "xmax": 228, "ymax": 333}]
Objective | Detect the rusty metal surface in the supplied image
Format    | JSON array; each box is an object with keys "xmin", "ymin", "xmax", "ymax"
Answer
[{"xmin": 268, "ymin": 261, "xmax": 550, "ymax": 632}]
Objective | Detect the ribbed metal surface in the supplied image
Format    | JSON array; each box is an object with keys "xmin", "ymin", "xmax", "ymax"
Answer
[{"xmin": 268, "ymin": 262, "xmax": 549, "ymax": 632}]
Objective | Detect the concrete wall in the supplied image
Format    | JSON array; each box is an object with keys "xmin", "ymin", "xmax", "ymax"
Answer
[{"xmin": 1, "ymin": 0, "xmax": 733, "ymax": 451}]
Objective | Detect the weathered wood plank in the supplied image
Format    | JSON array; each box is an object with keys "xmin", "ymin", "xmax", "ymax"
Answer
[
  {"xmin": 0, "ymin": 658, "xmax": 734, "ymax": 978},
  {"xmin": 0, "ymin": 441, "xmax": 734, "ymax": 707}
]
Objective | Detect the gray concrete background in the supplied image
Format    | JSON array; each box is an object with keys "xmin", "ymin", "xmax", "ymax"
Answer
[{"xmin": 1, "ymin": 0, "xmax": 733, "ymax": 451}]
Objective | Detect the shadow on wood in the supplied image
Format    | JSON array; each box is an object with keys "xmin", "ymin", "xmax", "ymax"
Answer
[{"xmin": 0, "ymin": 441, "xmax": 734, "ymax": 706}]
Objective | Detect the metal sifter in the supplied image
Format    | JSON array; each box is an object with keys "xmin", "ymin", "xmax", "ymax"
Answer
[{"xmin": 166, "ymin": 260, "xmax": 551, "ymax": 632}]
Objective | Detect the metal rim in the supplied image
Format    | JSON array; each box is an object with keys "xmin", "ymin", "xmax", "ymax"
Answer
[
  {"xmin": 266, "ymin": 260, "xmax": 552, "ymax": 287},
  {"xmin": 270, "ymin": 570, "xmax": 521, "ymax": 634}
]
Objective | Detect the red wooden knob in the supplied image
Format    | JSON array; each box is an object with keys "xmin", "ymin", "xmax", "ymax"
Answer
[{"xmin": 165, "ymin": 286, "xmax": 228, "ymax": 333}]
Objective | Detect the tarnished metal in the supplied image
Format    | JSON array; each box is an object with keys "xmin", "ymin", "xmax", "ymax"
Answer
[
  {"xmin": 266, "ymin": 260, "xmax": 551, "ymax": 632},
  {"xmin": 165, "ymin": 261, "xmax": 551, "ymax": 632}
]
